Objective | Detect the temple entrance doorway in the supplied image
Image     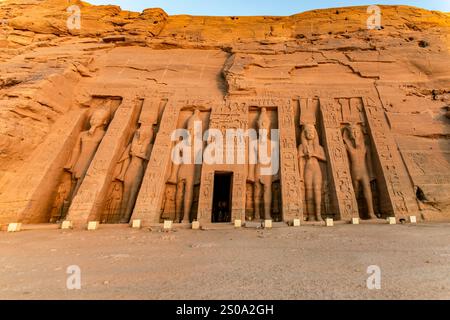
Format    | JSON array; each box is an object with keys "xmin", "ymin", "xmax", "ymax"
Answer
[{"xmin": 212, "ymin": 172, "xmax": 233, "ymax": 223}]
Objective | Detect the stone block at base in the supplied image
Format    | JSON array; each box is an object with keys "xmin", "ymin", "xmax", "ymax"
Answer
[
  {"xmin": 326, "ymin": 218, "xmax": 334, "ymax": 227},
  {"xmin": 293, "ymin": 219, "xmax": 301, "ymax": 227},
  {"xmin": 131, "ymin": 219, "xmax": 141, "ymax": 229},
  {"xmin": 234, "ymin": 220, "xmax": 242, "ymax": 228},
  {"xmin": 61, "ymin": 221, "xmax": 73, "ymax": 229},
  {"xmin": 87, "ymin": 221, "xmax": 99, "ymax": 230},
  {"xmin": 387, "ymin": 217, "xmax": 396, "ymax": 225},
  {"xmin": 192, "ymin": 221, "xmax": 200, "ymax": 230},
  {"xmin": 7, "ymin": 223, "xmax": 22, "ymax": 232},
  {"xmin": 409, "ymin": 216, "xmax": 417, "ymax": 224},
  {"xmin": 163, "ymin": 220, "xmax": 173, "ymax": 230},
  {"xmin": 351, "ymin": 218, "xmax": 360, "ymax": 225},
  {"xmin": 264, "ymin": 220, "xmax": 272, "ymax": 229}
]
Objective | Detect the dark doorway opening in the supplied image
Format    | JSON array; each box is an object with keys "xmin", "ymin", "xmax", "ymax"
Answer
[{"xmin": 212, "ymin": 172, "xmax": 233, "ymax": 223}]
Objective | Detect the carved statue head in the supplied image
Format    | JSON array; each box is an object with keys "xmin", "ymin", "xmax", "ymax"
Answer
[
  {"xmin": 89, "ymin": 108, "xmax": 110, "ymax": 129},
  {"xmin": 346, "ymin": 124, "xmax": 363, "ymax": 143},
  {"xmin": 301, "ymin": 124, "xmax": 320, "ymax": 148},
  {"xmin": 304, "ymin": 124, "xmax": 316, "ymax": 141},
  {"xmin": 136, "ymin": 125, "xmax": 154, "ymax": 142},
  {"xmin": 258, "ymin": 107, "xmax": 271, "ymax": 131}
]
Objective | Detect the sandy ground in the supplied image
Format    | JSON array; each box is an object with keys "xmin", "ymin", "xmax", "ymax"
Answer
[{"xmin": 0, "ymin": 222, "xmax": 449, "ymax": 300}]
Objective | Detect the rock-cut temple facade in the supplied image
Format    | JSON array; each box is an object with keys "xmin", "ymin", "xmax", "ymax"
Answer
[{"xmin": 0, "ymin": 0, "xmax": 449, "ymax": 228}]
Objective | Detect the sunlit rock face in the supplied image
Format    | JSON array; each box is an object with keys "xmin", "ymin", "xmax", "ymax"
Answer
[{"xmin": 0, "ymin": 0, "xmax": 449, "ymax": 227}]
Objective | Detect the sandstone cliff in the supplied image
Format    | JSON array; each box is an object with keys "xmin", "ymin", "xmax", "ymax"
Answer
[{"xmin": 0, "ymin": 0, "xmax": 449, "ymax": 222}]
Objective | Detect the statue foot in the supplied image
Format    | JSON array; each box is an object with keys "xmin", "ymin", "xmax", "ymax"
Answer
[{"xmin": 316, "ymin": 216, "xmax": 324, "ymax": 222}]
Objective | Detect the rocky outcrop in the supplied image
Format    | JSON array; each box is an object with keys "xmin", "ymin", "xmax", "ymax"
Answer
[{"xmin": 1, "ymin": 0, "xmax": 167, "ymax": 38}]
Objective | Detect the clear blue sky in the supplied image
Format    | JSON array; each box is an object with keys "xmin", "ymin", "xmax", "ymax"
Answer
[{"xmin": 87, "ymin": 0, "xmax": 450, "ymax": 16}]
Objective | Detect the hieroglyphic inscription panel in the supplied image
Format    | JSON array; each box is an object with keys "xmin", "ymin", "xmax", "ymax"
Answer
[
  {"xmin": 131, "ymin": 101, "xmax": 180, "ymax": 224},
  {"xmin": 363, "ymin": 97, "xmax": 418, "ymax": 218},
  {"xmin": 278, "ymin": 100, "xmax": 303, "ymax": 221},
  {"xmin": 320, "ymin": 98, "xmax": 359, "ymax": 220}
]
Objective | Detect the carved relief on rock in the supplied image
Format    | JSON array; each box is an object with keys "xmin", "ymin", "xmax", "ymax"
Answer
[
  {"xmin": 65, "ymin": 108, "xmax": 110, "ymax": 197},
  {"xmin": 246, "ymin": 106, "xmax": 281, "ymax": 221},
  {"xmin": 296, "ymin": 98, "xmax": 331, "ymax": 222},
  {"xmin": 164, "ymin": 107, "xmax": 210, "ymax": 223},
  {"xmin": 297, "ymin": 124, "xmax": 327, "ymax": 221},
  {"xmin": 363, "ymin": 97, "xmax": 419, "ymax": 218},
  {"xmin": 49, "ymin": 172, "xmax": 72, "ymax": 223},
  {"xmin": 102, "ymin": 181, "xmax": 123, "ymax": 223},
  {"xmin": 115, "ymin": 124, "xmax": 155, "ymax": 223},
  {"xmin": 342, "ymin": 123, "xmax": 377, "ymax": 219},
  {"xmin": 101, "ymin": 97, "xmax": 160, "ymax": 224},
  {"xmin": 320, "ymin": 97, "xmax": 384, "ymax": 220},
  {"xmin": 55, "ymin": 106, "xmax": 113, "ymax": 221}
]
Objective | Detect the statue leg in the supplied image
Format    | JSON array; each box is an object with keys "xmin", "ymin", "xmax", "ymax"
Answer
[
  {"xmin": 263, "ymin": 181, "xmax": 272, "ymax": 220},
  {"xmin": 182, "ymin": 177, "xmax": 194, "ymax": 223},
  {"xmin": 254, "ymin": 182, "xmax": 262, "ymax": 220},
  {"xmin": 61, "ymin": 177, "xmax": 80, "ymax": 219},
  {"xmin": 71, "ymin": 178, "xmax": 84, "ymax": 203},
  {"xmin": 353, "ymin": 178, "xmax": 361, "ymax": 205},
  {"xmin": 247, "ymin": 164, "xmax": 255, "ymax": 183},
  {"xmin": 313, "ymin": 169, "xmax": 323, "ymax": 222},
  {"xmin": 121, "ymin": 159, "xmax": 145, "ymax": 223},
  {"xmin": 361, "ymin": 176, "xmax": 376, "ymax": 219},
  {"xmin": 304, "ymin": 168, "xmax": 314, "ymax": 221},
  {"xmin": 175, "ymin": 180, "xmax": 185, "ymax": 223}
]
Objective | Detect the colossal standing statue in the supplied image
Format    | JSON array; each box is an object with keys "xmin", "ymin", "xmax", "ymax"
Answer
[
  {"xmin": 298, "ymin": 124, "xmax": 326, "ymax": 222},
  {"xmin": 254, "ymin": 107, "xmax": 273, "ymax": 220},
  {"xmin": 169, "ymin": 109, "xmax": 202, "ymax": 223},
  {"xmin": 115, "ymin": 125, "xmax": 154, "ymax": 223},
  {"xmin": 342, "ymin": 124, "xmax": 377, "ymax": 219},
  {"xmin": 63, "ymin": 108, "xmax": 110, "ymax": 217}
]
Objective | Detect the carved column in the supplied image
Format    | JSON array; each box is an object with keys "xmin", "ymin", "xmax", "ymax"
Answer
[
  {"xmin": 197, "ymin": 169, "xmax": 215, "ymax": 224},
  {"xmin": 278, "ymin": 100, "xmax": 304, "ymax": 222},
  {"xmin": 231, "ymin": 171, "xmax": 246, "ymax": 222},
  {"xmin": 363, "ymin": 97, "xmax": 418, "ymax": 218},
  {"xmin": 0, "ymin": 109, "xmax": 87, "ymax": 225},
  {"xmin": 320, "ymin": 98, "xmax": 359, "ymax": 220},
  {"xmin": 131, "ymin": 102, "xmax": 181, "ymax": 224},
  {"xmin": 66, "ymin": 97, "xmax": 141, "ymax": 226}
]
